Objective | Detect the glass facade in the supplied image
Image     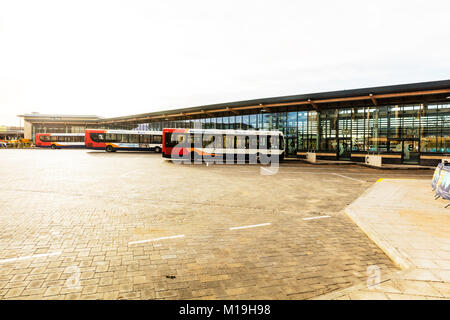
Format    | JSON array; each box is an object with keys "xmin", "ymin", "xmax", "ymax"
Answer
[
  {"xmin": 27, "ymin": 98, "xmax": 450, "ymax": 165},
  {"xmin": 141, "ymin": 102, "xmax": 450, "ymax": 164}
]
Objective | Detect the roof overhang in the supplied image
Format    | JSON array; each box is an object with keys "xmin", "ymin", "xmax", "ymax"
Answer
[
  {"xmin": 16, "ymin": 79, "xmax": 450, "ymax": 125},
  {"xmin": 102, "ymin": 79, "xmax": 450, "ymax": 124}
]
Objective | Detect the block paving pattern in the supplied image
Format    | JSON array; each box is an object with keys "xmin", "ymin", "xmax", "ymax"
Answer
[{"xmin": 0, "ymin": 149, "xmax": 431, "ymax": 299}]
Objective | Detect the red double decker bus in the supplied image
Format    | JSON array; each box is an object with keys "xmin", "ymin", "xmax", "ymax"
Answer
[
  {"xmin": 35, "ymin": 133, "xmax": 85, "ymax": 149},
  {"xmin": 85, "ymin": 129, "xmax": 163, "ymax": 152}
]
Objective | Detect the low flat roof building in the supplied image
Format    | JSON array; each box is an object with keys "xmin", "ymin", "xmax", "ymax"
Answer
[
  {"xmin": 0, "ymin": 126, "xmax": 24, "ymax": 140},
  {"xmin": 18, "ymin": 79, "xmax": 450, "ymax": 165},
  {"xmin": 17, "ymin": 113, "xmax": 103, "ymax": 141}
]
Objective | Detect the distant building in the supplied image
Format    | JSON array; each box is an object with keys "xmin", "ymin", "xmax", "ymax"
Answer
[
  {"xmin": 0, "ymin": 126, "xmax": 24, "ymax": 140},
  {"xmin": 18, "ymin": 79, "xmax": 450, "ymax": 165}
]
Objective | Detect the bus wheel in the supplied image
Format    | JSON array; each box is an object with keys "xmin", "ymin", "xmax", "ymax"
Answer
[
  {"xmin": 155, "ymin": 146, "xmax": 161, "ymax": 153},
  {"xmin": 106, "ymin": 145, "xmax": 114, "ymax": 152},
  {"xmin": 51, "ymin": 144, "xmax": 56, "ymax": 150}
]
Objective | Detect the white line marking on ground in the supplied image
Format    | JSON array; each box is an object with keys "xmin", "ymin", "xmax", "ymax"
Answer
[
  {"xmin": 229, "ymin": 223, "xmax": 271, "ymax": 230},
  {"xmin": 332, "ymin": 173, "xmax": 367, "ymax": 182},
  {"xmin": 260, "ymin": 166, "xmax": 279, "ymax": 175},
  {"xmin": 302, "ymin": 215, "xmax": 331, "ymax": 221},
  {"xmin": 120, "ymin": 169, "xmax": 140, "ymax": 178},
  {"xmin": 216, "ymin": 170, "xmax": 431, "ymax": 177},
  {"xmin": 128, "ymin": 234, "xmax": 185, "ymax": 245},
  {"xmin": 0, "ymin": 251, "xmax": 62, "ymax": 264}
]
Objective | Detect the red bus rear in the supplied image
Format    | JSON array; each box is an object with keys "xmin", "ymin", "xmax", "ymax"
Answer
[
  {"xmin": 35, "ymin": 133, "xmax": 51, "ymax": 148},
  {"xmin": 162, "ymin": 128, "xmax": 190, "ymax": 159},
  {"xmin": 85, "ymin": 129, "xmax": 107, "ymax": 150}
]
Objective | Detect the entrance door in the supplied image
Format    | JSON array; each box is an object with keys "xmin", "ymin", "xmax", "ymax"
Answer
[
  {"xmin": 402, "ymin": 140, "xmax": 419, "ymax": 164},
  {"xmin": 286, "ymin": 137, "xmax": 297, "ymax": 157},
  {"xmin": 338, "ymin": 139, "xmax": 351, "ymax": 160}
]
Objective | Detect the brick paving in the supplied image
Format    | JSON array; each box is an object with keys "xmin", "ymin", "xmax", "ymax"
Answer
[
  {"xmin": 0, "ymin": 149, "xmax": 432, "ymax": 299},
  {"xmin": 316, "ymin": 179, "xmax": 450, "ymax": 300}
]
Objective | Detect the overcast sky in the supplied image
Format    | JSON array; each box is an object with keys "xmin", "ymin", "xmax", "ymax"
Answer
[{"xmin": 1, "ymin": 0, "xmax": 450, "ymax": 126}]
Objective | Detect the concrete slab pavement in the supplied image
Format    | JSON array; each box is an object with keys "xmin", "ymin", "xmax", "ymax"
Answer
[{"xmin": 316, "ymin": 178, "xmax": 450, "ymax": 299}]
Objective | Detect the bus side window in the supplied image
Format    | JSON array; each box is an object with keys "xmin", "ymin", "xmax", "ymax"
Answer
[
  {"xmin": 106, "ymin": 133, "xmax": 116, "ymax": 142},
  {"xmin": 193, "ymin": 134, "xmax": 202, "ymax": 147},
  {"xmin": 215, "ymin": 135, "xmax": 223, "ymax": 149},
  {"xmin": 249, "ymin": 136, "xmax": 257, "ymax": 149},
  {"xmin": 224, "ymin": 135, "xmax": 235, "ymax": 149},
  {"xmin": 119, "ymin": 134, "xmax": 128, "ymax": 143},
  {"xmin": 236, "ymin": 136, "xmax": 245, "ymax": 149},
  {"xmin": 164, "ymin": 132, "xmax": 173, "ymax": 147},
  {"xmin": 173, "ymin": 133, "xmax": 186, "ymax": 146},
  {"xmin": 152, "ymin": 135, "xmax": 162, "ymax": 144},
  {"xmin": 259, "ymin": 135, "xmax": 267, "ymax": 149},
  {"xmin": 270, "ymin": 135, "xmax": 279, "ymax": 149},
  {"xmin": 202, "ymin": 135, "xmax": 214, "ymax": 148},
  {"xmin": 131, "ymin": 134, "xmax": 136, "ymax": 143}
]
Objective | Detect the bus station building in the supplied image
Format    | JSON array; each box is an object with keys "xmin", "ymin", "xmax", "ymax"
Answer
[{"xmin": 18, "ymin": 79, "xmax": 450, "ymax": 166}]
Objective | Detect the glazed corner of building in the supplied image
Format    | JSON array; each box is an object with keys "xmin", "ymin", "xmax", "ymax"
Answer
[{"xmin": 18, "ymin": 79, "xmax": 450, "ymax": 166}]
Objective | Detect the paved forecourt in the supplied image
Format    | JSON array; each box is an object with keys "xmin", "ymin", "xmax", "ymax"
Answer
[
  {"xmin": 0, "ymin": 149, "xmax": 431, "ymax": 299},
  {"xmin": 317, "ymin": 178, "xmax": 450, "ymax": 300}
]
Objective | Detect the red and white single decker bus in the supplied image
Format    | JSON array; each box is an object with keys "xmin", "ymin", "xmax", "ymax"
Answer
[
  {"xmin": 162, "ymin": 128, "xmax": 285, "ymax": 163},
  {"xmin": 85, "ymin": 129, "xmax": 163, "ymax": 152},
  {"xmin": 35, "ymin": 133, "xmax": 85, "ymax": 149}
]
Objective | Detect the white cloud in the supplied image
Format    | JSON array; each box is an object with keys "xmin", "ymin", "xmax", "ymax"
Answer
[{"xmin": 0, "ymin": 0, "xmax": 449, "ymax": 125}]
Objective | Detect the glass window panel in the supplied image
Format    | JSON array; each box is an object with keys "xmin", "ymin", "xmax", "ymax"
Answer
[
  {"xmin": 262, "ymin": 113, "xmax": 271, "ymax": 130},
  {"xmin": 249, "ymin": 114, "xmax": 257, "ymax": 130},
  {"xmin": 216, "ymin": 117, "xmax": 222, "ymax": 129},
  {"xmin": 242, "ymin": 115, "xmax": 249, "ymax": 129},
  {"xmin": 278, "ymin": 112, "xmax": 286, "ymax": 133},
  {"xmin": 235, "ymin": 115, "xmax": 242, "ymax": 130},
  {"xmin": 389, "ymin": 140, "xmax": 402, "ymax": 152},
  {"xmin": 352, "ymin": 107, "xmax": 366, "ymax": 151}
]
